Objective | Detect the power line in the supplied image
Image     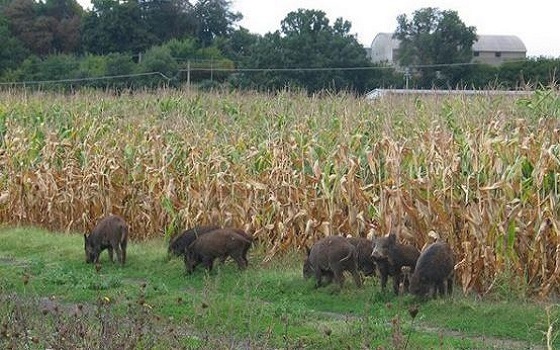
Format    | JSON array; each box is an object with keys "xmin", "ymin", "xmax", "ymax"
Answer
[
  {"xmin": 182, "ymin": 65, "xmax": 396, "ymax": 72},
  {"xmin": 0, "ymin": 66, "xmax": 394, "ymax": 86},
  {"xmin": 0, "ymin": 72, "xmax": 172, "ymax": 86},
  {"xmin": 0, "ymin": 58, "xmax": 534, "ymax": 86}
]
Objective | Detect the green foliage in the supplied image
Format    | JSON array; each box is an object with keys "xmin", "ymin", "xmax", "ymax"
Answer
[
  {"xmin": 138, "ymin": 46, "xmax": 178, "ymax": 87},
  {"xmin": 2, "ymin": 54, "xmax": 79, "ymax": 86},
  {"xmin": 0, "ymin": 15, "xmax": 29, "ymax": 74},
  {"xmin": 103, "ymin": 52, "xmax": 138, "ymax": 90},
  {"xmin": 37, "ymin": 54, "xmax": 81, "ymax": 81},
  {"xmin": 498, "ymin": 57, "xmax": 560, "ymax": 88},
  {"xmin": 77, "ymin": 54, "xmax": 107, "ymax": 78}
]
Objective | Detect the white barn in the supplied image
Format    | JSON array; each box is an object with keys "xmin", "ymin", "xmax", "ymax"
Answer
[
  {"xmin": 369, "ymin": 33, "xmax": 526, "ymax": 66},
  {"xmin": 471, "ymin": 35, "xmax": 526, "ymax": 66}
]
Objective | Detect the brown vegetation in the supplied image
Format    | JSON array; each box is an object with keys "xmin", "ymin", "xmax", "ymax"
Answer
[{"xmin": 0, "ymin": 89, "xmax": 559, "ymax": 296}]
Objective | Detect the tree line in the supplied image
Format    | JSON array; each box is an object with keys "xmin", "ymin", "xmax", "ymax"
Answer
[{"xmin": 0, "ymin": 1, "xmax": 558, "ymax": 93}]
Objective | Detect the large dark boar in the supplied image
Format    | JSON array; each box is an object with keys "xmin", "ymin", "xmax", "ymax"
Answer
[
  {"xmin": 346, "ymin": 237, "xmax": 376, "ymax": 276},
  {"xmin": 371, "ymin": 233, "xmax": 420, "ymax": 294},
  {"xmin": 410, "ymin": 242, "xmax": 455, "ymax": 298},
  {"xmin": 168, "ymin": 225, "xmax": 220, "ymax": 257},
  {"xmin": 184, "ymin": 228, "xmax": 252, "ymax": 274},
  {"xmin": 303, "ymin": 236, "xmax": 362, "ymax": 288},
  {"xmin": 84, "ymin": 215, "xmax": 128, "ymax": 265}
]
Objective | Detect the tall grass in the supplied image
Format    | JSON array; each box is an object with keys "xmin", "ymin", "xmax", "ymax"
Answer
[{"xmin": 0, "ymin": 88, "xmax": 559, "ymax": 297}]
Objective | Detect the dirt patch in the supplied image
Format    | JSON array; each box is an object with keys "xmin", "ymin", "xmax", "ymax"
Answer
[{"xmin": 0, "ymin": 256, "xmax": 29, "ymax": 268}]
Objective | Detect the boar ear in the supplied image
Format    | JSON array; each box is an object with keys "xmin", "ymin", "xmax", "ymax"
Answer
[
  {"xmin": 84, "ymin": 234, "xmax": 87, "ymax": 242},
  {"xmin": 305, "ymin": 246, "xmax": 311, "ymax": 256},
  {"xmin": 388, "ymin": 233, "xmax": 396, "ymax": 243}
]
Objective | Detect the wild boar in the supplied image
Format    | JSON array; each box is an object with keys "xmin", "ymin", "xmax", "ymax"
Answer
[
  {"xmin": 346, "ymin": 237, "xmax": 377, "ymax": 276},
  {"xmin": 371, "ymin": 233, "xmax": 420, "ymax": 294},
  {"xmin": 303, "ymin": 236, "xmax": 362, "ymax": 289},
  {"xmin": 184, "ymin": 228, "xmax": 252, "ymax": 274},
  {"xmin": 400, "ymin": 266, "xmax": 412, "ymax": 295},
  {"xmin": 410, "ymin": 242, "xmax": 455, "ymax": 298},
  {"xmin": 84, "ymin": 215, "xmax": 128, "ymax": 265},
  {"xmin": 168, "ymin": 225, "xmax": 220, "ymax": 257}
]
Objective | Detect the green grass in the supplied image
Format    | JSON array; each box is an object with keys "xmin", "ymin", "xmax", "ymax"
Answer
[{"xmin": 1, "ymin": 227, "xmax": 558, "ymax": 349}]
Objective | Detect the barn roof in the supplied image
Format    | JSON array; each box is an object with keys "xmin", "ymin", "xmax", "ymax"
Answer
[
  {"xmin": 473, "ymin": 35, "xmax": 526, "ymax": 53},
  {"xmin": 372, "ymin": 33, "xmax": 526, "ymax": 53},
  {"xmin": 372, "ymin": 32, "xmax": 401, "ymax": 47}
]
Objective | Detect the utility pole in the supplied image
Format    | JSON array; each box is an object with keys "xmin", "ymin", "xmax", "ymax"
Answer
[{"xmin": 404, "ymin": 67, "xmax": 411, "ymax": 89}]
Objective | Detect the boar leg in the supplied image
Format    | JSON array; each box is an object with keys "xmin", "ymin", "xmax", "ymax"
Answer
[
  {"xmin": 314, "ymin": 269, "xmax": 323, "ymax": 288},
  {"xmin": 120, "ymin": 240, "xmax": 127, "ymax": 265},
  {"xmin": 114, "ymin": 245, "xmax": 124, "ymax": 266},
  {"xmin": 392, "ymin": 274, "xmax": 402, "ymax": 295},
  {"xmin": 446, "ymin": 276, "xmax": 454, "ymax": 296},
  {"xmin": 202, "ymin": 257, "xmax": 214, "ymax": 272},
  {"xmin": 380, "ymin": 273, "xmax": 388, "ymax": 291},
  {"xmin": 375, "ymin": 262, "xmax": 389, "ymax": 291},
  {"xmin": 231, "ymin": 255, "xmax": 248, "ymax": 270},
  {"xmin": 351, "ymin": 269, "xmax": 362, "ymax": 288},
  {"xmin": 436, "ymin": 281, "xmax": 446, "ymax": 298},
  {"xmin": 333, "ymin": 269, "xmax": 345, "ymax": 288},
  {"xmin": 183, "ymin": 255, "xmax": 197, "ymax": 274},
  {"xmin": 107, "ymin": 247, "xmax": 114, "ymax": 263},
  {"xmin": 323, "ymin": 271, "xmax": 334, "ymax": 285}
]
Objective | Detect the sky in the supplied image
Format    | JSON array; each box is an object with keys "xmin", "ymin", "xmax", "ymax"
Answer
[{"xmin": 76, "ymin": 0, "xmax": 560, "ymax": 58}]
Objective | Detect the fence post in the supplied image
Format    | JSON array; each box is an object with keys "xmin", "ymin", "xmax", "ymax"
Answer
[{"xmin": 187, "ymin": 60, "xmax": 191, "ymax": 88}]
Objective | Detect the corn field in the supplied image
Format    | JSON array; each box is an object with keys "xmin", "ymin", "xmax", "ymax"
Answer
[{"xmin": 0, "ymin": 88, "xmax": 559, "ymax": 297}]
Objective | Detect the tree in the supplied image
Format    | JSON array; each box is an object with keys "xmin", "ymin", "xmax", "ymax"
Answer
[
  {"xmin": 81, "ymin": 0, "xmax": 157, "ymax": 55},
  {"xmin": 394, "ymin": 7, "xmax": 477, "ymax": 87},
  {"xmin": 40, "ymin": 0, "xmax": 83, "ymax": 53},
  {"xmin": 216, "ymin": 27, "xmax": 259, "ymax": 63},
  {"xmin": 193, "ymin": 0, "xmax": 242, "ymax": 46},
  {"xmin": 3, "ymin": 0, "xmax": 83, "ymax": 56},
  {"xmin": 140, "ymin": 0, "xmax": 196, "ymax": 44},
  {"xmin": 3, "ymin": 0, "xmax": 53, "ymax": 56},
  {"xmin": 0, "ymin": 14, "xmax": 30, "ymax": 75},
  {"xmin": 241, "ymin": 9, "xmax": 375, "ymax": 93}
]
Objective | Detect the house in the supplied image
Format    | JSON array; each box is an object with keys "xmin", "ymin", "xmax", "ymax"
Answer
[{"xmin": 369, "ymin": 33, "xmax": 526, "ymax": 66}]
